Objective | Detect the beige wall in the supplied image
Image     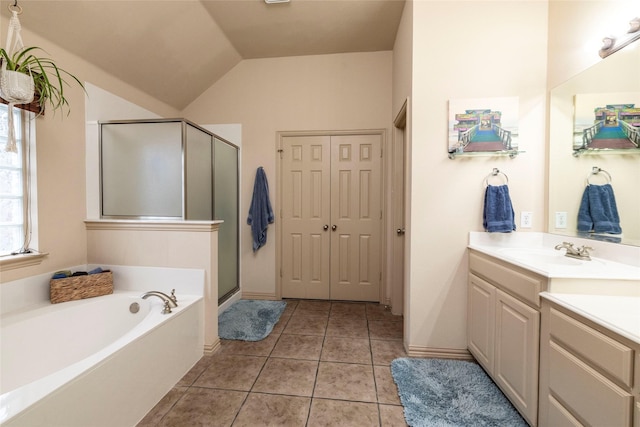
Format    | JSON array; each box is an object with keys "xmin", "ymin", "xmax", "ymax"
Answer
[
  {"xmin": 182, "ymin": 52, "xmax": 393, "ymax": 298},
  {"xmin": 547, "ymin": 0, "xmax": 638, "ymax": 89},
  {"xmin": 406, "ymin": 0, "xmax": 548, "ymax": 353},
  {"xmin": 0, "ymin": 25, "xmax": 179, "ymax": 283},
  {"xmin": 391, "ymin": 0, "xmax": 414, "ymax": 336},
  {"xmin": 392, "ymin": 0, "xmax": 413, "ymax": 117}
]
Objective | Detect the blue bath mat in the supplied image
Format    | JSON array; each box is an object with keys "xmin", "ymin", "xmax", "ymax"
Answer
[
  {"xmin": 218, "ymin": 300, "xmax": 287, "ymax": 341},
  {"xmin": 391, "ymin": 358, "xmax": 527, "ymax": 427}
]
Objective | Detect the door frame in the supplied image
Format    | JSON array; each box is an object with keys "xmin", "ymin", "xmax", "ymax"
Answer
[
  {"xmin": 390, "ymin": 101, "xmax": 407, "ymax": 315},
  {"xmin": 275, "ymin": 129, "xmax": 387, "ymax": 302}
]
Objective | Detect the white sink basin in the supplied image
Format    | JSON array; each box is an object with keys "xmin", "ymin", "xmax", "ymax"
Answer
[{"xmin": 496, "ymin": 247, "xmax": 592, "ymax": 266}]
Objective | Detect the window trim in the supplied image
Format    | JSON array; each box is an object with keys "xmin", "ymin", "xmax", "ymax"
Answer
[
  {"xmin": 0, "ymin": 104, "xmax": 40, "ymax": 261},
  {"xmin": 0, "ymin": 251, "xmax": 48, "ymax": 271}
]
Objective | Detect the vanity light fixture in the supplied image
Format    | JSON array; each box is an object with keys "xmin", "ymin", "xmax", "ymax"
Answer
[
  {"xmin": 599, "ymin": 17, "xmax": 640, "ymax": 58},
  {"xmin": 264, "ymin": 0, "xmax": 290, "ymax": 3}
]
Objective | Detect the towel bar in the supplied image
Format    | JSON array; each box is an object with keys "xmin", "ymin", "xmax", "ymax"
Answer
[
  {"xmin": 586, "ymin": 166, "xmax": 612, "ymax": 185},
  {"xmin": 483, "ymin": 168, "xmax": 509, "ymax": 186}
]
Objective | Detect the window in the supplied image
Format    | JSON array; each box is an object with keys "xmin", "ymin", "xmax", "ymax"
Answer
[{"xmin": 0, "ymin": 104, "xmax": 36, "ymax": 257}]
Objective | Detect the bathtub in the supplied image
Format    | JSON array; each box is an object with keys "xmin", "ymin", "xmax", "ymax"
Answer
[{"xmin": 0, "ymin": 289, "xmax": 204, "ymax": 426}]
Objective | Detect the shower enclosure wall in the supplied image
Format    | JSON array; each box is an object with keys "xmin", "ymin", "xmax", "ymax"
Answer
[{"xmin": 99, "ymin": 119, "xmax": 239, "ymax": 303}]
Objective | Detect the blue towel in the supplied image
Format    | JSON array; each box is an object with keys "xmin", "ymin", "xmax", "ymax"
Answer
[
  {"xmin": 577, "ymin": 184, "xmax": 621, "ymax": 234},
  {"xmin": 247, "ymin": 167, "xmax": 274, "ymax": 252},
  {"xmin": 483, "ymin": 185, "xmax": 516, "ymax": 233}
]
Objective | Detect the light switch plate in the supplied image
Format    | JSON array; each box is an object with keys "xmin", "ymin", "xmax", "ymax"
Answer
[
  {"xmin": 521, "ymin": 212, "xmax": 533, "ymax": 228},
  {"xmin": 555, "ymin": 212, "xmax": 567, "ymax": 229}
]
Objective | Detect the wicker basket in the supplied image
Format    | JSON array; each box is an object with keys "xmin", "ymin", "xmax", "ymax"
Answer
[{"xmin": 50, "ymin": 271, "xmax": 113, "ymax": 304}]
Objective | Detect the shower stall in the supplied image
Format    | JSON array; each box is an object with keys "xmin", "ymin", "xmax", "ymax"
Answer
[{"xmin": 99, "ymin": 118, "xmax": 239, "ymax": 303}]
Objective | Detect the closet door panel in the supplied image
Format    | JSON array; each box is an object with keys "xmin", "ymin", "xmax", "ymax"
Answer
[
  {"xmin": 330, "ymin": 134, "xmax": 382, "ymax": 301},
  {"xmin": 281, "ymin": 136, "xmax": 331, "ymax": 299}
]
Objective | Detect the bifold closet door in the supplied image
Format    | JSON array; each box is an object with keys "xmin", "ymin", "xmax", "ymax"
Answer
[
  {"xmin": 329, "ymin": 134, "xmax": 381, "ymax": 301},
  {"xmin": 281, "ymin": 136, "xmax": 332, "ymax": 299},
  {"xmin": 280, "ymin": 133, "xmax": 382, "ymax": 301}
]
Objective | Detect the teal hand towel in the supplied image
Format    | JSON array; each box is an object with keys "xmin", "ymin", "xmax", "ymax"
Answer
[
  {"xmin": 577, "ymin": 184, "xmax": 621, "ymax": 234},
  {"xmin": 483, "ymin": 185, "xmax": 516, "ymax": 233},
  {"xmin": 247, "ymin": 167, "xmax": 274, "ymax": 251}
]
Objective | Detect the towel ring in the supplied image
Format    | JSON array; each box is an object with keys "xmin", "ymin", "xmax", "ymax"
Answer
[
  {"xmin": 586, "ymin": 166, "xmax": 611, "ymax": 185},
  {"xmin": 483, "ymin": 168, "xmax": 509, "ymax": 187}
]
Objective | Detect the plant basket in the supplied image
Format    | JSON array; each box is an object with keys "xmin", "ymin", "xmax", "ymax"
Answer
[
  {"xmin": 0, "ymin": 68, "xmax": 34, "ymax": 104},
  {"xmin": 50, "ymin": 271, "xmax": 113, "ymax": 304},
  {"xmin": 0, "ymin": 92, "xmax": 42, "ymax": 114}
]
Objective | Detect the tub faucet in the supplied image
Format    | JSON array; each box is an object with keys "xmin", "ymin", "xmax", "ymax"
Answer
[
  {"xmin": 141, "ymin": 291, "xmax": 178, "ymax": 314},
  {"xmin": 554, "ymin": 242, "xmax": 592, "ymax": 261}
]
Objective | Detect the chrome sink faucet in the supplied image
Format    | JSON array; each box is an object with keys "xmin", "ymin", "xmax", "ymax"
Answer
[
  {"xmin": 141, "ymin": 290, "xmax": 178, "ymax": 314},
  {"xmin": 554, "ymin": 242, "xmax": 593, "ymax": 261}
]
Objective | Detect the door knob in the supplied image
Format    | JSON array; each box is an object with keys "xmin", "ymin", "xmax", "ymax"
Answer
[
  {"xmin": 396, "ymin": 228, "xmax": 405, "ymax": 235},
  {"xmin": 323, "ymin": 224, "xmax": 329, "ymax": 231},
  {"xmin": 331, "ymin": 225, "xmax": 337, "ymax": 231}
]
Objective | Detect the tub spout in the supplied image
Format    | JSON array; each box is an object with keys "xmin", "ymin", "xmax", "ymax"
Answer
[{"xmin": 141, "ymin": 291, "xmax": 178, "ymax": 314}]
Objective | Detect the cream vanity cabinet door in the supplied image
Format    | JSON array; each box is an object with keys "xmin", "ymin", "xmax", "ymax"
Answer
[
  {"xmin": 467, "ymin": 274, "xmax": 540, "ymax": 426},
  {"xmin": 539, "ymin": 301, "xmax": 636, "ymax": 427},
  {"xmin": 636, "ymin": 352, "xmax": 640, "ymax": 426},
  {"xmin": 468, "ymin": 250, "xmax": 545, "ymax": 426},
  {"xmin": 494, "ymin": 288, "xmax": 540, "ymax": 425},
  {"xmin": 468, "ymin": 273, "xmax": 496, "ymax": 372}
]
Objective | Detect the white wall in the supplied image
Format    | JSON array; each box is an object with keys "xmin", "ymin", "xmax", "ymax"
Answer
[{"xmin": 405, "ymin": 0, "xmax": 549, "ymax": 354}]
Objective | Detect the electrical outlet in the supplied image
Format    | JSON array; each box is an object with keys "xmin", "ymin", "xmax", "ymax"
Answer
[
  {"xmin": 555, "ymin": 211, "xmax": 568, "ymax": 229},
  {"xmin": 521, "ymin": 211, "xmax": 533, "ymax": 228}
]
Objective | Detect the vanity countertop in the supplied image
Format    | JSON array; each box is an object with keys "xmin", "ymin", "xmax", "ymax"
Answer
[
  {"xmin": 468, "ymin": 232, "xmax": 640, "ymax": 280},
  {"xmin": 540, "ymin": 292, "xmax": 640, "ymax": 345}
]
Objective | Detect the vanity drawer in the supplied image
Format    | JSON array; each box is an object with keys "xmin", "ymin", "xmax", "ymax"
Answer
[
  {"xmin": 469, "ymin": 252, "xmax": 543, "ymax": 307},
  {"xmin": 547, "ymin": 395, "xmax": 583, "ymax": 427},
  {"xmin": 550, "ymin": 307, "xmax": 634, "ymax": 388},
  {"xmin": 549, "ymin": 341, "xmax": 633, "ymax": 427}
]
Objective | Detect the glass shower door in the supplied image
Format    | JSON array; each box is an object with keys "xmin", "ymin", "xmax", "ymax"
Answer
[{"xmin": 214, "ymin": 137, "xmax": 239, "ymax": 303}]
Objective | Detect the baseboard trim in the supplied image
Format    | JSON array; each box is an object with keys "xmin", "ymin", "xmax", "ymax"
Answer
[
  {"xmin": 241, "ymin": 291, "xmax": 279, "ymax": 301},
  {"xmin": 406, "ymin": 345, "xmax": 473, "ymax": 360},
  {"xmin": 204, "ymin": 338, "xmax": 221, "ymax": 355}
]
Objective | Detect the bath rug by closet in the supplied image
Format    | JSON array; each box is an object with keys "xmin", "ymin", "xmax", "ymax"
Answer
[
  {"xmin": 391, "ymin": 358, "xmax": 527, "ymax": 427},
  {"xmin": 218, "ymin": 300, "xmax": 286, "ymax": 341}
]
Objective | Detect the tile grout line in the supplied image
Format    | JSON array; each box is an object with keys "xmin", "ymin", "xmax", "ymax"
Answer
[{"xmin": 145, "ymin": 300, "xmax": 405, "ymax": 426}]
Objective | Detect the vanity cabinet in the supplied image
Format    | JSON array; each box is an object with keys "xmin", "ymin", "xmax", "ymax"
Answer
[
  {"xmin": 539, "ymin": 300, "xmax": 637, "ymax": 427},
  {"xmin": 468, "ymin": 250, "xmax": 546, "ymax": 426}
]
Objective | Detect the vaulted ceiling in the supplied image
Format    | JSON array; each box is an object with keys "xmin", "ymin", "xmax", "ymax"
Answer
[{"xmin": 5, "ymin": 0, "xmax": 405, "ymax": 110}]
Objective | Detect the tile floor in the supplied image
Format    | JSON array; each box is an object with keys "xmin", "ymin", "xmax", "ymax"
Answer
[{"xmin": 138, "ymin": 300, "xmax": 409, "ymax": 426}]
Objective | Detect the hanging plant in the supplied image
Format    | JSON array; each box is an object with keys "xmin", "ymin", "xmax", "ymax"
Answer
[
  {"xmin": 0, "ymin": 2, "xmax": 85, "ymax": 153},
  {"xmin": 0, "ymin": 46, "xmax": 85, "ymax": 116},
  {"xmin": 0, "ymin": 2, "xmax": 85, "ymax": 117}
]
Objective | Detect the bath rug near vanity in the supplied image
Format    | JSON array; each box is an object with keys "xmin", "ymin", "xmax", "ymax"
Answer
[
  {"xmin": 218, "ymin": 300, "xmax": 287, "ymax": 341},
  {"xmin": 391, "ymin": 358, "xmax": 527, "ymax": 427}
]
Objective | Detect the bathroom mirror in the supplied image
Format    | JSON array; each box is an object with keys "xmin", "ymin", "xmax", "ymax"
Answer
[{"xmin": 548, "ymin": 44, "xmax": 640, "ymax": 246}]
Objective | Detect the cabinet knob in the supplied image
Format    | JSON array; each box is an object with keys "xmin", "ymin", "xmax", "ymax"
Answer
[
  {"xmin": 396, "ymin": 228, "xmax": 405, "ymax": 235},
  {"xmin": 323, "ymin": 224, "xmax": 329, "ymax": 231},
  {"xmin": 331, "ymin": 225, "xmax": 337, "ymax": 231}
]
